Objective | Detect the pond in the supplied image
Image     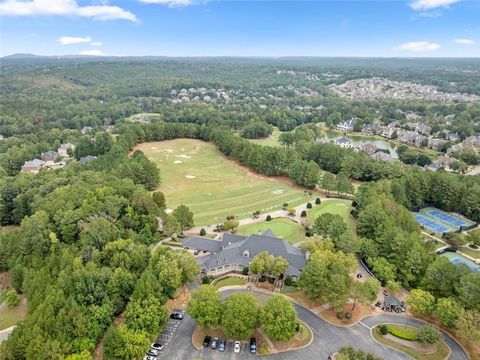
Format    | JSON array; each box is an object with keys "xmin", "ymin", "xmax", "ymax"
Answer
[{"xmin": 324, "ymin": 130, "xmax": 399, "ymax": 158}]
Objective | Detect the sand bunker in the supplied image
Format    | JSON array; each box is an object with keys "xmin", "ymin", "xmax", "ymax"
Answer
[
  {"xmin": 185, "ymin": 175, "xmax": 196, "ymax": 179},
  {"xmin": 179, "ymin": 154, "xmax": 192, "ymax": 159},
  {"xmin": 174, "ymin": 160, "xmax": 182, "ymax": 164},
  {"xmin": 271, "ymin": 189, "xmax": 284, "ymax": 195}
]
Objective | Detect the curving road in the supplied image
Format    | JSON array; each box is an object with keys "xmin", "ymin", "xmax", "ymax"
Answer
[{"xmin": 159, "ymin": 288, "xmax": 469, "ymax": 359}]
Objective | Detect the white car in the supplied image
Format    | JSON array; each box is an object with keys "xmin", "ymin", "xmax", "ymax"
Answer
[
  {"xmin": 151, "ymin": 342, "xmax": 164, "ymax": 351},
  {"xmin": 143, "ymin": 356, "xmax": 157, "ymax": 360},
  {"xmin": 234, "ymin": 341, "xmax": 241, "ymax": 353}
]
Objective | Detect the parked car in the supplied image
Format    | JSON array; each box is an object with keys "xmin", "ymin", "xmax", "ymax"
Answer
[
  {"xmin": 170, "ymin": 309, "xmax": 185, "ymax": 320},
  {"xmin": 250, "ymin": 338, "xmax": 257, "ymax": 354},
  {"xmin": 234, "ymin": 341, "xmax": 241, "ymax": 353},
  {"xmin": 218, "ymin": 339, "xmax": 226, "ymax": 352},
  {"xmin": 203, "ymin": 335, "xmax": 212, "ymax": 348},
  {"xmin": 211, "ymin": 337, "xmax": 218, "ymax": 349},
  {"xmin": 151, "ymin": 343, "xmax": 163, "ymax": 351},
  {"xmin": 383, "ymin": 289, "xmax": 388, "ymax": 296},
  {"xmin": 143, "ymin": 356, "xmax": 157, "ymax": 360},
  {"xmin": 147, "ymin": 349, "xmax": 159, "ymax": 356}
]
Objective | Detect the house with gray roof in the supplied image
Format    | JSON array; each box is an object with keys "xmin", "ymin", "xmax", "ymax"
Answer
[
  {"xmin": 79, "ymin": 155, "xmax": 97, "ymax": 164},
  {"xmin": 21, "ymin": 159, "xmax": 45, "ymax": 173},
  {"xmin": 180, "ymin": 230, "xmax": 308, "ymax": 279}
]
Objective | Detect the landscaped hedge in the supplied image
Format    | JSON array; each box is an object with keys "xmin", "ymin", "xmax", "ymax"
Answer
[{"xmin": 388, "ymin": 326, "xmax": 417, "ymax": 341}]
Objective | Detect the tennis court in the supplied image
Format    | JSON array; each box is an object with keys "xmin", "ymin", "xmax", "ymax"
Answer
[
  {"xmin": 415, "ymin": 213, "xmax": 451, "ymax": 234},
  {"xmin": 440, "ymin": 252, "xmax": 480, "ymax": 272},
  {"xmin": 421, "ymin": 207, "xmax": 476, "ymax": 229}
]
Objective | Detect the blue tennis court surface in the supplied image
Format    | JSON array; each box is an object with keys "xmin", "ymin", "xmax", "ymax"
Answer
[
  {"xmin": 422, "ymin": 208, "xmax": 475, "ymax": 229},
  {"xmin": 415, "ymin": 213, "xmax": 450, "ymax": 234},
  {"xmin": 449, "ymin": 257, "xmax": 480, "ymax": 272}
]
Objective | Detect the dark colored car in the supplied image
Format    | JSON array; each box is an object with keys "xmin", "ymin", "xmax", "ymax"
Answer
[
  {"xmin": 170, "ymin": 309, "xmax": 185, "ymax": 320},
  {"xmin": 211, "ymin": 337, "xmax": 219, "ymax": 349},
  {"xmin": 218, "ymin": 339, "xmax": 226, "ymax": 352},
  {"xmin": 250, "ymin": 338, "xmax": 257, "ymax": 354},
  {"xmin": 203, "ymin": 335, "xmax": 212, "ymax": 348},
  {"xmin": 151, "ymin": 343, "xmax": 163, "ymax": 351}
]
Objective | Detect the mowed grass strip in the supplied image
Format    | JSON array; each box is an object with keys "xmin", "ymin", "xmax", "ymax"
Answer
[
  {"xmin": 307, "ymin": 199, "xmax": 353, "ymax": 224},
  {"xmin": 134, "ymin": 139, "xmax": 312, "ymax": 226},
  {"xmin": 238, "ymin": 217, "xmax": 305, "ymax": 244}
]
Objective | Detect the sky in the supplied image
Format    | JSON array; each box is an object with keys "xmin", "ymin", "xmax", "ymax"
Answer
[{"xmin": 0, "ymin": 0, "xmax": 479, "ymax": 57}]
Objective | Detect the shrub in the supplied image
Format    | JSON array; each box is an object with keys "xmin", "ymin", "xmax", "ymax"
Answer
[
  {"xmin": 242, "ymin": 266, "xmax": 249, "ymax": 275},
  {"xmin": 388, "ymin": 326, "xmax": 417, "ymax": 341},
  {"xmin": 226, "ymin": 215, "xmax": 235, "ymax": 220},
  {"xmin": 288, "ymin": 208, "xmax": 296, "ymax": 216},
  {"xmin": 379, "ymin": 324, "xmax": 388, "ymax": 335},
  {"xmin": 416, "ymin": 325, "xmax": 441, "ymax": 344},
  {"xmin": 266, "ymin": 215, "xmax": 272, "ymax": 221},
  {"xmin": 202, "ymin": 276, "xmax": 212, "ymax": 284},
  {"xmin": 315, "ymin": 198, "xmax": 321, "ymax": 205},
  {"xmin": 284, "ymin": 276, "xmax": 293, "ymax": 286},
  {"xmin": 345, "ymin": 312, "xmax": 352, "ymax": 320},
  {"xmin": 199, "ymin": 228, "xmax": 206, "ymax": 236},
  {"xmin": 258, "ymin": 343, "xmax": 270, "ymax": 355},
  {"xmin": 282, "ymin": 203, "xmax": 289, "ymax": 210},
  {"xmin": 5, "ymin": 290, "xmax": 20, "ymax": 307},
  {"xmin": 300, "ymin": 210, "xmax": 307, "ymax": 218},
  {"xmin": 306, "ymin": 202, "xmax": 312, "ymax": 209},
  {"xmin": 336, "ymin": 311, "xmax": 345, "ymax": 319}
]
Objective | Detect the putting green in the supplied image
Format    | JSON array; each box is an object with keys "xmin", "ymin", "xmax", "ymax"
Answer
[
  {"xmin": 134, "ymin": 139, "xmax": 313, "ymax": 226},
  {"xmin": 238, "ymin": 217, "xmax": 305, "ymax": 244},
  {"xmin": 307, "ymin": 199, "xmax": 353, "ymax": 224}
]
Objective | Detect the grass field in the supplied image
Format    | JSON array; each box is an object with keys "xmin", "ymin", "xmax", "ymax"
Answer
[
  {"xmin": 212, "ymin": 277, "xmax": 246, "ymax": 290},
  {"xmin": 238, "ymin": 217, "xmax": 305, "ymax": 244},
  {"xmin": 134, "ymin": 139, "xmax": 313, "ymax": 226},
  {"xmin": 246, "ymin": 128, "xmax": 282, "ymax": 147},
  {"xmin": 125, "ymin": 112, "xmax": 162, "ymax": 123},
  {"xmin": 0, "ymin": 297, "xmax": 27, "ymax": 330},
  {"xmin": 307, "ymin": 199, "xmax": 353, "ymax": 224}
]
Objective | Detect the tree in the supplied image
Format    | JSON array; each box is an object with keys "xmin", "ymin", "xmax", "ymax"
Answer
[
  {"xmin": 465, "ymin": 228, "xmax": 480, "ymax": 247},
  {"xmin": 369, "ymin": 257, "xmax": 396, "ymax": 285},
  {"xmin": 172, "ymin": 205, "xmax": 194, "ymax": 232},
  {"xmin": 103, "ymin": 325, "xmax": 149, "ymax": 360},
  {"xmin": 259, "ymin": 295, "xmax": 297, "ymax": 341},
  {"xmin": 336, "ymin": 173, "xmax": 354, "ymax": 195},
  {"xmin": 187, "ymin": 285, "xmax": 223, "ymax": 328},
  {"xmin": 435, "ymin": 298, "xmax": 460, "ymax": 327},
  {"xmin": 124, "ymin": 296, "xmax": 169, "ymax": 336},
  {"xmin": 221, "ymin": 293, "xmax": 258, "ymax": 339},
  {"xmin": 288, "ymin": 207, "xmax": 296, "ymax": 216},
  {"xmin": 315, "ymin": 197, "xmax": 321, "ymax": 205},
  {"xmin": 416, "ymin": 325, "xmax": 441, "ymax": 344},
  {"xmin": 266, "ymin": 215, "xmax": 272, "ymax": 221},
  {"xmin": 455, "ymin": 309, "xmax": 480, "ymax": 344},
  {"xmin": 313, "ymin": 213, "xmax": 348, "ymax": 240},
  {"xmin": 152, "ymin": 191, "xmax": 166, "ymax": 210},
  {"xmin": 5, "ymin": 289, "xmax": 20, "ymax": 307},
  {"xmin": 455, "ymin": 271, "xmax": 480, "ymax": 310},
  {"xmin": 300, "ymin": 210, "xmax": 307, "ymax": 218},
  {"xmin": 407, "ymin": 289, "xmax": 436, "ymax": 315},
  {"xmin": 350, "ymin": 278, "xmax": 381, "ymax": 311},
  {"xmin": 200, "ymin": 228, "xmax": 206, "ymax": 236},
  {"xmin": 224, "ymin": 219, "xmax": 240, "ymax": 232},
  {"xmin": 271, "ymin": 256, "xmax": 289, "ymax": 278},
  {"xmin": 306, "ymin": 202, "xmax": 312, "ymax": 209},
  {"xmin": 442, "ymin": 232, "xmax": 466, "ymax": 249},
  {"xmin": 337, "ymin": 345, "xmax": 384, "ymax": 360},
  {"xmin": 321, "ymin": 173, "xmax": 336, "ymax": 195},
  {"xmin": 250, "ymin": 251, "xmax": 274, "ymax": 277}
]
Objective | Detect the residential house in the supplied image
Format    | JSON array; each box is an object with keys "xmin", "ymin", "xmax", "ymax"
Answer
[
  {"xmin": 415, "ymin": 123, "xmax": 432, "ymax": 135},
  {"xmin": 465, "ymin": 136, "xmax": 480, "ymax": 148},
  {"xmin": 425, "ymin": 155, "xmax": 456, "ymax": 172},
  {"xmin": 359, "ymin": 143, "xmax": 378, "ymax": 156},
  {"xmin": 180, "ymin": 230, "xmax": 307, "ymax": 279},
  {"xmin": 444, "ymin": 114, "xmax": 455, "ymax": 126},
  {"xmin": 21, "ymin": 159, "xmax": 45, "ymax": 174},
  {"xmin": 379, "ymin": 120, "xmax": 400, "ymax": 139},
  {"xmin": 336, "ymin": 118, "xmax": 357, "ymax": 132},
  {"xmin": 397, "ymin": 130, "xmax": 427, "ymax": 148},
  {"xmin": 334, "ymin": 137, "xmax": 353, "ymax": 149},
  {"xmin": 81, "ymin": 126, "xmax": 93, "ymax": 134},
  {"xmin": 446, "ymin": 132, "xmax": 461, "ymax": 143},
  {"xmin": 79, "ymin": 155, "xmax": 97, "ymax": 164},
  {"xmin": 41, "ymin": 150, "xmax": 59, "ymax": 163},
  {"xmin": 58, "ymin": 143, "xmax": 75, "ymax": 157},
  {"xmin": 370, "ymin": 152, "xmax": 394, "ymax": 163},
  {"xmin": 427, "ymin": 138, "xmax": 447, "ymax": 151}
]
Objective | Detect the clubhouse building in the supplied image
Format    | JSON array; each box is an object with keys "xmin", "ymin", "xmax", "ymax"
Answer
[{"xmin": 180, "ymin": 230, "xmax": 308, "ymax": 279}]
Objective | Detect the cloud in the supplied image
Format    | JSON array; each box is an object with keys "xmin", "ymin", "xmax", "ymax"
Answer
[
  {"xmin": 395, "ymin": 41, "xmax": 441, "ymax": 52},
  {"xmin": 79, "ymin": 49, "xmax": 105, "ymax": 56},
  {"xmin": 91, "ymin": 41, "xmax": 103, "ymax": 46},
  {"xmin": 454, "ymin": 38, "xmax": 476, "ymax": 45},
  {"xmin": 0, "ymin": 0, "xmax": 137, "ymax": 21},
  {"xmin": 409, "ymin": 0, "xmax": 461, "ymax": 10},
  {"xmin": 57, "ymin": 35, "xmax": 92, "ymax": 45},
  {"xmin": 139, "ymin": 0, "xmax": 199, "ymax": 7}
]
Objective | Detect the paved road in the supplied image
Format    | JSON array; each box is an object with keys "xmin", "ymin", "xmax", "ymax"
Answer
[{"xmin": 157, "ymin": 288, "xmax": 471, "ymax": 360}]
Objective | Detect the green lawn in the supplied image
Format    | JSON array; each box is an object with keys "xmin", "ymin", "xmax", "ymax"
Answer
[
  {"xmin": 247, "ymin": 128, "xmax": 282, "ymax": 148},
  {"xmin": 213, "ymin": 277, "xmax": 246, "ymax": 290},
  {"xmin": 125, "ymin": 112, "xmax": 162, "ymax": 123},
  {"xmin": 373, "ymin": 326, "xmax": 450, "ymax": 360},
  {"xmin": 307, "ymin": 199, "xmax": 353, "ymax": 224},
  {"xmin": 458, "ymin": 246, "xmax": 480, "ymax": 259},
  {"xmin": 134, "ymin": 139, "xmax": 313, "ymax": 226},
  {"xmin": 238, "ymin": 217, "xmax": 305, "ymax": 244}
]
